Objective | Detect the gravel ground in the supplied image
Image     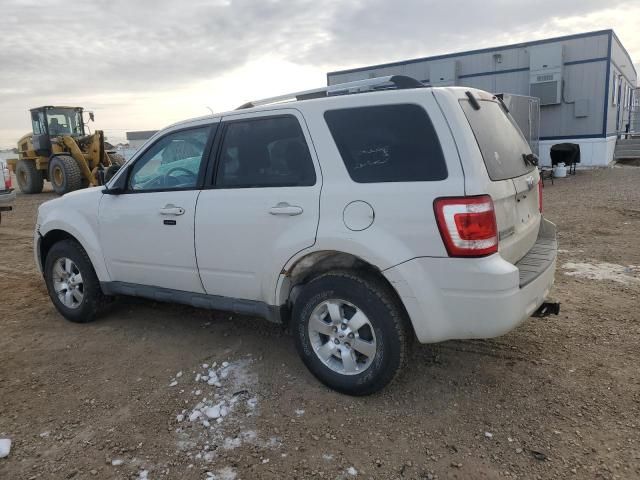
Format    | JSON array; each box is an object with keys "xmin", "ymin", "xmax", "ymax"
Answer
[{"xmin": 0, "ymin": 167, "xmax": 639, "ymax": 480}]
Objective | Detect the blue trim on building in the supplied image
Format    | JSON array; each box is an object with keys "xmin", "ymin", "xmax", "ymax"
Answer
[
  {"xmin": 602, "ymin": 32, "xmax": 612, "ymax": 137},
  {"xmin": 327, "ymin": 29, "xmax": 613, "ymax": 77},
  {"xmin": 540, "ymin": 134, "xmax": 607, "ymax": 141},
  {"xmin": 564, "ymin": 57, "xmax": 608, "ymax": 66},
  {"xmin": 455, "ymin": 57, "xmax": 608, "ymax": 80},
  {"xmin": 458, "ymin": 67, "xmax": 528, "ymax": 79}
]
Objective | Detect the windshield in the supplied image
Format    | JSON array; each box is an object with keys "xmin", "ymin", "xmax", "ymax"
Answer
[
  {"xmin": 46, "ymin": 108, "xmax": 84, "ymax": 136},
  {"xmin": 460, "ymin": 99, "xmax": 534, "ymax": 181}
]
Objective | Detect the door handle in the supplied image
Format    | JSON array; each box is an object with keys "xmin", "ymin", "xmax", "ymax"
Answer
[
  {"xmin": 159, "ymin": 204, "xmax": 185, "ymax": 216},
  {"xmin": 269, "ymin": 202, "xmax": 303, "ymax": 216}
]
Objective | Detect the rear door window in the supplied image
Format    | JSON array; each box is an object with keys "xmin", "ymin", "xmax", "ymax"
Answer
[
  {"xmin": 215, "ymin": 115, "xmax": 316, "ymax": 188},
  {"xmin": 459, "ymin": 99, "xmax": 535, "ymax": 181},
  {"xmin": 324, "ymin": 104, "xmax": 447, "ymax": 183}
]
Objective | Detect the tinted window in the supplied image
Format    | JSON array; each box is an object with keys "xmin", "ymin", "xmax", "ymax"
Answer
[
  {"xmin": 129, "ymin": 126, "xmax": 211, "ymax": 191},
  {"xmin": 460, "ymin": 99, "xmax": 535, "ymax": 181},
  {"xmin": 216, "ymin": 116, "xmax": 316, "ymax": 188},
  {"xmin": 324, "ymin": 104, "xmax": 447, "ymax": 183}
]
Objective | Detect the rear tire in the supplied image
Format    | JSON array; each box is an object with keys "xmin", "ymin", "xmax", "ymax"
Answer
[
  {"xmin": 44, "ymin": 239, "xmax": 108, "ymax": 323},
  {"xmin": 292, "ymin": 271, "xmax": 410, "ymax": 396},
  {"xmin": 15, "ymin": 160, "xmax": 44, "ymax": 194},
  {"xmin": 49, "ymin": 155, "xmax": 82, "ymax": 195}
]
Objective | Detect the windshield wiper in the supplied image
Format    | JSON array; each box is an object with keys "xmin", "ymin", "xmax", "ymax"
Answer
[{"xmin": 522, "ymin": 153, "xmax": 539, "ymax": 167}]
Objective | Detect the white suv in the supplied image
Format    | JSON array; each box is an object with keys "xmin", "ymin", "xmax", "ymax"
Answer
[{"xmin": 35, "ymin": 76, "xmax": 558, "ymax": 395}]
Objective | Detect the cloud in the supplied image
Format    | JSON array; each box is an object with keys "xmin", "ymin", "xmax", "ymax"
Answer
[{"xmin": 0, "ymin": 0, "xmax": 637, "ymax": 146}]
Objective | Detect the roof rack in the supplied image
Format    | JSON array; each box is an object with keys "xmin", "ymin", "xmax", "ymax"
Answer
[{"xmin": 236, "ymin": 75, "xmax": 426, "ymax": 110}]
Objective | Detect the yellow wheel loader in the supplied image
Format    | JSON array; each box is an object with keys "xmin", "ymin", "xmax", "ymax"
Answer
[{"xmin": 6, "ymin": 106, "xmax": 124, "ymax": 195}]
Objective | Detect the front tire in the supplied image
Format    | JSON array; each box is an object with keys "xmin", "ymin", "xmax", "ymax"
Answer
[
  {"xmin": 49, "ymin": 155, "xmax": 82, "ymax": 195},
  {"xmin": 44, "ymin": 239, "xmax": 108, "ymax": 323},
  {"xmin": 292, "ymin": 271, "xmax": 410, "ymax": 396}
]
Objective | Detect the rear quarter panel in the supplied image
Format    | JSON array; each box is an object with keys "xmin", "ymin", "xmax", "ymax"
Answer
[{"xmin": 285, "ymin": 89, "xmax": 466, "ymax": 271}]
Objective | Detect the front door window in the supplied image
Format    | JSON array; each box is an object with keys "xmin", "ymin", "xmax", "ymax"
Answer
[{"xmin": 128, "ymin": 126, "xmax": 211, "ymax": 191}]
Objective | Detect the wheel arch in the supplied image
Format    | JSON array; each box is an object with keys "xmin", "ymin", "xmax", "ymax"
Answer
[
  {"xmin": 39, "ymin": 229, "xmax": 80, "ymax": 272},
  {"xmin": 38, "ymin": 222, "xmax": 110, "ymax": 282},
  {"xmin": 276, "ymin": 250, "xmax": 412, "ymax": 334}
]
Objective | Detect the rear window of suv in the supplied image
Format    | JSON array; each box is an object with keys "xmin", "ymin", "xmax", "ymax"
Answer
[
  {"xmin": 460, "ymin": 99, "xmax": 535, "ymax": 181},
  {"xmin": 324, "ymin": 104, "xmax": 447, "ymax": 183}
]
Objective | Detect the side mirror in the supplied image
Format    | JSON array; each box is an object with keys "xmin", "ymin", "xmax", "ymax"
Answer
[
  {"xmin": 89, "ymin": 112, "xmax": 95, "ymax": 122},
  {"xmin": 102, "ymin": 165, "xmax": 127, "ymax": 195},
  {"xmin": 103, "ymin": 186, "xmax": 124, "ymax": 195},
  {"xmin": 104, "ymin": 164, "xmax": 121, "ymax": 183}
]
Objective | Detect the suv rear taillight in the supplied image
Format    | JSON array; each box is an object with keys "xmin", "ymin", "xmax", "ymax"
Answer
[
  {"xmin": 3, "ymin": 167, "xmax": 11, "ymax": 190},
  {"xmin": 434, "ymin": 195, "xmax": 498, "ymax": 257},
  {"xmin": 538, "ymin": 180, "xmax": 543, "ymax": 213}
]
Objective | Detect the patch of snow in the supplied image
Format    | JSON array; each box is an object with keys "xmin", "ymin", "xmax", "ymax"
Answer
[
  {"xmin": 176, "ymin": 371, "xmax": 183, "ymax": 378},
  {"xmin": 295, "ymin": 409, "xmax": 305, "ymax": 416},
  {"xmin": 206, "ymin": 467, "xmax": 237, "ymax": 480},
  {"xmin": 0, "ymin": 439, "xmax": 11, "ymax": 458},
  {"xmin": 347, "ymin": 466, "xmax": 358, "ymax": 476},
  {"xmin": 169, "ymin": 381, "xmax": 178, "ymax": 387},
  {"xmin": 39, "ymin": 431, "xmax": 50, "ymax": 438},
  {"xmin": 563, "ymin": 262, "xmax": 640, "ymax": 284},
  {"xmin": 223, "ymin": 437, "xmax": 242, "ymax": 450},
  {"xmin": 138, "ymin": 470, "xmax": 149, "ymax": 480},
  {"xmin": 173, "ymin": 359, "xmax": 279, "ymax": 465},
  {"xmin": 189, "ymin": 410, "xmax": 203, "ymax": 422},
  {"xmin": 111, "ymin": 459, "xmax": 124, "ymax": 466},
  {"xmin": 484, "ymin": 432, "xmax": 493, "ymax": 439},
  {"xmin": 322, "ymin": 453, "xmax": 334, "ymax": 461}
]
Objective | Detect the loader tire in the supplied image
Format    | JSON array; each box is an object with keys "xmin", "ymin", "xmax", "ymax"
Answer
[
  {"xmin": 49, "ymin": 155, "xmax": 82, "ymax": 195},
  {"xmin": 15, "ymin": 160, "xmax": 44, "ymax": 194},
  {"xmin": 108, "ymin": 153, "xmax": 125, "ymax": 166}
]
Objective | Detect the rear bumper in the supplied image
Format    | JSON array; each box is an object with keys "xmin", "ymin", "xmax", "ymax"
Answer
[{"xmin": 384, "ymin": 219, "xmax": 557, "ymax": 343}]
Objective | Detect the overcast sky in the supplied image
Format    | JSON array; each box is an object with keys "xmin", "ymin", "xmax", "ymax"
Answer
[{"xmin": 1, "ymin": 0, "xmax": 639, "ymax": 148}]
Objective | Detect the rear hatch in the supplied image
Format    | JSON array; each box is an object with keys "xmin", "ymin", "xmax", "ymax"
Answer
[{"xmin": 459, "ymin": 93, "xmax": 541, "ymax": 264}]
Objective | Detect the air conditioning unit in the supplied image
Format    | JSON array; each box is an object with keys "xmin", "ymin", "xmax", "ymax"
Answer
[{"xmin": 529, "ymin": 44, "xmax": 563, "ymax": 105}]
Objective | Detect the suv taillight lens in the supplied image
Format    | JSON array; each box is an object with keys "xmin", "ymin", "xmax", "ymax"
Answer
[
  {"xmin": 3, "ymin": 168, "xmax": 11, "ymax": 190},
  {"xmin": 538, "ymin": 180, "xmax": 543, "ymax": 213},
  {"xmin": 434, "ymin": 195, "xmax": 498, "ymax": 257}
]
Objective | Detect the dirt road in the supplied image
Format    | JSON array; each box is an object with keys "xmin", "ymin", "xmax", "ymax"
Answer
[{"xmin": 1, "ymin": 168, "xmax": 639, "ymax": 480}]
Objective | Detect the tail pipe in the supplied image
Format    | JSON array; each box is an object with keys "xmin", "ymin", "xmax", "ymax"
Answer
[{"xmin": 532, "ymin": 302, "xmax": 560, "ymax": 318}]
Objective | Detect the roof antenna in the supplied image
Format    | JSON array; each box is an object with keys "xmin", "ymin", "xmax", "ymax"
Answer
[{"xmin": 205, "ymin": 106, "xmax": 214, "ymax": 115}]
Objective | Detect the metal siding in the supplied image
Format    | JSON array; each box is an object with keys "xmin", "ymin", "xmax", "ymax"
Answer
[
  {"xmin": 538, "ymin": 62, "xmax": 606, "ymax": 138},
  {"xmin": 610, "ymin": 34, "xmax": 637, "ymax": 83},
  {"xmin": 327, "ymin": 32, "xmax": 616, "ymax": 138},
  {"xmin": 607, "ymin": 35, "xmax": 638, "ymax": 135}
]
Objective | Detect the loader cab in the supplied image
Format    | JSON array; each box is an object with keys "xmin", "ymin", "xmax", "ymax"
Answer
[{"xmin": 30, "ymin": 106, "xmax": 86, "ymax": 154}]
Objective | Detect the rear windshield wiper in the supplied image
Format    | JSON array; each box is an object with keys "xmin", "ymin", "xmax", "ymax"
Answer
[{"xmin": 522, "ymin": 153, "xmax": 539, "ymax": 167}]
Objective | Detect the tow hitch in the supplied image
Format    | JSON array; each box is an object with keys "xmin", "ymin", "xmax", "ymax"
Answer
[{"xmin": 532, "ymin": 302, "xmax": 560, "ymax": 318}]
